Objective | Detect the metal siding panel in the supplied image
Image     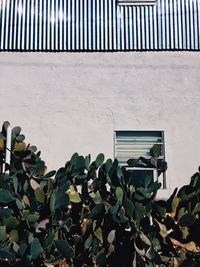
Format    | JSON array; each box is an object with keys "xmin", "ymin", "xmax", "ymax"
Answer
[
  {"xmin": 67, "ymin": 0, "xmax": 71, "ymax": 50},
  {"xmin": 170, "ymin": 0, "xmax": 175, "ymax": 49},
  {"xmin": 121, "ymin": 6, "xmax": 125, "ymax": 50},
  {"xmin": 133, "ymin": 6, "xmax": 137, "ymax": 49},
  {"xmin": 186, "ymin": 0, "xmax": 190, "ymax": 49},
  {"xmin": 88, "ymin": 0, "xmax": 92, "ymax": 50},
  {"xmin": 92, "ymin": 0, "xmax": 96, "ymax": 50},
  {"xmin": 55, "ymin": 0, "xmax": 58, "ymax": 50},
  {"xmin": 97, "ymin": 0, "xmax": 100, "ymax": 50},
  {"xmin": 9, "ymin": 0, "xmax": 14, "ymax": 49},
  {"xmin": 190, "ymin": 0, "xmax": 195, "ymax": 49},
  {"xmin": 63, "ymin": 0, "xmax": 67, "ymax": 50},
  {"xmin": 177, "ymin": 0, "xmax": 182, "ymax": 49},
  {"xmin": 182, "ymin": 0, "xmax": 187, "ymax": 49},
  {"xmin": 125, "ymin": 7, "xmax": 129, "ymax": 49},
  {"xmin": 34, "ymin": 0, "xmax": 38, "ymax": 50},
  {"xmin": 158, "ymin": 0, "xmax": 162, "ymax": 49},
  {"xmin": 149, "ymin": 5, "xmax": 153, "ymax": 49},
  {"xmin": 198, "ymin": 0, "xmax": 200, "ymax": 48},
  {"xmin": 113, "ymin": 0, "xmax": 117, "ymax": 50},
  {"xmin": 0, "ymin": 0, "xmax": 6, "ymax": 49},
  {"xmin": 72, "ymin": 0, "xmax": 75, "ymax": 50},
  {"xmin": 21, "ymin": 0, "xmax": 26, "ymax": 50},
  {"xmin": 43, "ymin": 0, "xmax": 47, "ymax": 50},
  {"xmin": 129, "ymin": 7, "xmax": 133, "ymax": 49},
  {"xmin": 145, "ymin": 6, "xmax": 149, "ymax": 49},
  {"xmin": 104, "ymin": 0, "xmax": 108, "ymax": 50},
  {"xmin": 162, "ymin": 0, "xmax": 166, "ymax": 49},
  {"xmin": 4, "ymin": 0, "xmax": 10, "ymax": 50},
  {"xmin": 47, "ymin": 0, "xmax": 50, "ymax": 50},
  {"xmin": 108, "ymin": 0, "xmax": 113, "ymax": 50},
  {"xmin": 0, "ymin": 0, "xmax": 199, "ymax": 51},
  {"xmin": 153, "ymin": 3, "xmax": 158, "ymax": 49}
]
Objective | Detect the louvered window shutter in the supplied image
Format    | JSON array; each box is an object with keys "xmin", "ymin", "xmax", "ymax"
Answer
[{"xmin": 115, "ymin": 131, "xmax": 164, "ymax": 166}]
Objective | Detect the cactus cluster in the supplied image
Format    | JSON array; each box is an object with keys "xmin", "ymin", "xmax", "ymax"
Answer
[{"xmin": 0, "ymin": 122, "xmax": 199, "ymax": 267}]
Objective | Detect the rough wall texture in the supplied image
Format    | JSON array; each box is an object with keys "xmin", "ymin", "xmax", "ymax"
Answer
[{"xmin": 0, "ymin": 52, "xmax": 200, "ymax": 197}]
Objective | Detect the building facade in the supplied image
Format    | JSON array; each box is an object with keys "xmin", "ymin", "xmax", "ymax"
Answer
[{"xmin": 0, "ymin": 0, "xmax": 200, "ymax": 198}]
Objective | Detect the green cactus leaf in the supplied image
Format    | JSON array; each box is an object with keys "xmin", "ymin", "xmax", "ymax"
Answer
[
  {"xmin": 34, "ymin": 188, "xmax": 45, "ymax": 204},
  {"xmin": 123, "ymin": 198, "xmax": 134, "ymax": 219},
  {"xmin": 105, "ymin": 159, "xmax": 112, "ymax": 172},
  {"xmin": 0, "ymin": 190, "xmax": 15, "ymax": 204},
  {"xmin": 19, "ymin": 244, "xmax": 28, "ymax": 258},
  {"xmin": 192, "ymin": 203, "xmax": 200, "ymax": 214},
  {"xmin": 14, "ymin": 142, "xmax": 26, "ymax": 151},
  {"xmin": 27, "ymin": 214, "xmax": 40, "ymax": 223},
  {"xmin": 89, "ymin": 203, "xmax": 104, "ymax": 220},
  {"xmin": 0, "ymin": 249, "xmax": 16, "ymax": 263},
  {"xmin": 115, "ymin": 187, "xmax": 123, "ymax": 204},
  {"xmin": 3, "ymin": 216, "xmax": 19, "ymax": 229},
  {"xmin": 85, "ymin": 155, "xmax": 91, "ymax": 170},
  {"xmin": 30, "ymin": 238, "xmax": 41, "ymax": 260},
  {"xmin": 44, "ymin": 233, "xmax": 55, "ymax": 249},
  {"xmin": 117, "ymin": 166, "xmax": 123, "ymax": 179},
  {"xmin": 127, "ymin": 158, "xmax": 138, "ymax": 167},
  {"xmin": 9, "ymin": 229, "xmax": 19, "ymax": 243},
  {"xmin": 156, "ymin": 220, "xmax": 168, "ymax": 238},
  {"xmin": 140, "ymin": 233, "xmax": 151, "ymax": 247},
  {"xmin": 84, "ymin": 234, "xmax": 93, "ymax": 250},
  {"xmin": 0, "ymin": 226, "xmax": 6, "ymax": 241},
  {"xmin": 171, "ymin": 196, "xmax": 180, "ymax": 216},
  {"xmin": 68, "ymin": 189, "xmax": 81, "ymax": 203},
  {"xmin": 0, "ymin": 208, "xmax": 11, "ymax": 218},
  {"xmin": 71, "ymin": 156, "xmax": 85, "ymax": 175},
  {"xmin": 13, "ymin": 176, "xmax": 18, "ymax": 193},
  {"xmin": 146, "ymin": 247, "xmax": 156, "ymax": 261},
  {"xmin": 71, "ymin": 152, "xmax": 79, "ymax": 164},
  {"xmin": 181, "ymin": 226, "xmax": 189, "ymax": 239},
  {"xmin": 178, "ymin": 213, "xmax": 195, "ymax": 227},
  {"xmin": 135, "ymin": 203, "xmax": 146, "ymax": 225},
  {"xmin": 94, "ymin": 227, "xmax": 103, "ymax": 242},
  {"xmin": 54, "ymin": 240, "xmax": 75, "ymax": 259},
  {"xmin": 150, "ymin": 144, "xmax": 161, "ymax": 158},
  {"xmin": 96, "ymin": 252, "xmax": 106, "ymax": 266},
  {"xmin": 16, "ymin": 134, "xmax": 25, "ymax": 142},
  {"xmin": 146, "ymin": 182, "xmax": 162, "ymax": 194},
  {"xmin": 51, "ymin": 190, "xmax": 69, "ymax": 211},
  {"xmin": 177, "ymin": 207, "xmax": 186, "ymax": 221},
  {"xmin": 0, "ymin": 137, "xmax": 4, "ymax": 151},
  {"xmin": 12, "ymin": 126, "xmax": 21, "ymax": 136},
  {"xmin": 16, "ymin": 199, "xmax": 23, "ymax": 210},
  {"xmin": 44, "ymin": 170, "xmax": 56, "ymax": 178},
  {"xmin": 95, "ymin": 153, "xmax": 105, "ymax": 168},
  {"xmin": 107, "ymin": 230, "xmax": 116, "ymax": 243}
]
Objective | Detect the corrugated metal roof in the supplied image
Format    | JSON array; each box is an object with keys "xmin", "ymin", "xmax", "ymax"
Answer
[{"xmin": 0, "ymin": 0, "xmax": 199, "ymax": 51}]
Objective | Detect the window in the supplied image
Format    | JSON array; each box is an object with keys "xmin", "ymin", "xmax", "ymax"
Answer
[
  {"xmin": 114, "ymin": 131, "xmax": 166, "ymax": 187},
  {"xmin": 117, "ymin": 0, "xmax": 157, "ymax": 6}
]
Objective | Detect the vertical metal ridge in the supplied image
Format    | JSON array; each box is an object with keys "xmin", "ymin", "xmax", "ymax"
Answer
[
  {"xmin": 9, "ymin": 0, "xmax": 14, "ymax": 49},
  {"xmin": 177, "ymin": 0, "xmax": 182, "ymax": 49},
  {"xmin": 129, "ymin": 7, "xmax": 133, "ymax": 49},
  {"xmin": 194, "ymin": 0, "xmax": 198, "ymax": 49},
  {"xmin": 4, "ymin": 0, "xmax": 10, "ymax": 50},
  {"xmin": 0, "ymin": 0, "xmax": 6, "ymax": 49}
]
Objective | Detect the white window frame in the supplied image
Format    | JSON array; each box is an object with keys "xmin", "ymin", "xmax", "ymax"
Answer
[{"xmin": 114, "ymin": 130, "xmax": 166, "ymax": 189}]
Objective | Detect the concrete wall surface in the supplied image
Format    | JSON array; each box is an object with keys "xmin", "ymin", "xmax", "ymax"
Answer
[{"xmin": 0, "ymin": 52, "xmax": 200, "ymax": 198}]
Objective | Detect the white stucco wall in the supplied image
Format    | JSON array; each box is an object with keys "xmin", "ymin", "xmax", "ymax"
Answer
[{"xmin": 0, "ymin": 52, "xmax": 200, "ymax": 198}]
